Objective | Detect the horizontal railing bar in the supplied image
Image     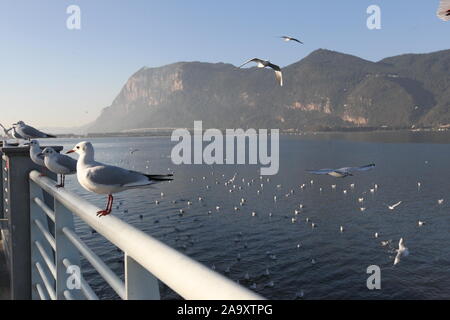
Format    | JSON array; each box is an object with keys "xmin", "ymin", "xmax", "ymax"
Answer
[
  {"xmin": 35, "ymin": 240, "xmax": 56, "ymax": 279},
  {"xmin": 35, "ymin": 284, "xmax": 48, "ymax": 300},
  {"xmin": 63, "ymin": 258, "xmax": 99, "ymax": 300},
  {"xmin": 34, "ymin": 219, "xmax": 56, "ymax": 251},
  {"xmin": 35, "ymin": 262, "xmax": 56, "ymax": 300},
  {"xmin": 64, "ymin": 290, "xmax": 74, "ymax": 300},
  {"xmin": 30, "ymin": 171, "xmax": 263, "ymax": 300},
  {"xmin": 62, "ymin": 227, "xmax": 125, "ymax": 299},
  {"xmin": 34, "ymin": 196, "xmax": 55, "ymax": 222}
]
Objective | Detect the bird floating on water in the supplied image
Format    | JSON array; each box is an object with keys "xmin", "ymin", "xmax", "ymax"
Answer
[
  {"xmin": 67, "ymin": 141, "xmax": 172, "ymax": 217},
  {"xmin": 307, "ymin": 164, "xmax": 375, "ymax": 178},
  {"xmin": 239, "ymin": 58, "xmax": 283, "ymax": 86}
]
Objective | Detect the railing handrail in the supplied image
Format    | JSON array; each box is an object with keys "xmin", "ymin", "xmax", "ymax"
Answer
[{"xmin": 29, "ymin": 170, "xmax": 263, "ymax": 300}]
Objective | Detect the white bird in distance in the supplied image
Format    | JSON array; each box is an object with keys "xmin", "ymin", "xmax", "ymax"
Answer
[
  {"xmin": 437, "ymin": 0, "xmax": 450, "ymax": 21},
  {"xmin": 388, "ymin": 201, "xmax": 402, "ymax": 210},
  {"xmin": 280, "ymin": 36, "xmax": 303, "ymax": 44},
  {"xmin": 394, "ymin": 238, "xmax": 409, "ymax": 265},
  {"xmin": 239, "ymin": 58, "xmax": 283, "ymax": 87},
  {"xmin": 306, "ymin": 164, "xmax": 375, "ymax": 178}
]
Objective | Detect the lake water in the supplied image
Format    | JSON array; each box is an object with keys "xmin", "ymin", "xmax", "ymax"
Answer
[{"xmin": 48, "ymin": 131, "xmax": 450, "ymax": 300}]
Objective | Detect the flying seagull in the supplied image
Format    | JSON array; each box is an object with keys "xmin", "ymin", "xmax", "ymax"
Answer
[
  {"xmin": 67, "ymin": 141, "xmax": 173, "ymax": 217},
  {"xmin": 13, "ymin": 121, "xmax": 56, "ymax": 140},
  {"xmin": 437, "ymin": 0, "xmax": 450, "ymax": 21},
  {"xmin": 393, "ymin": 238, "xmax": 409, "ymax": 266},
  {"xmin": 40, "ymin": 147, "xmax": 77, "ymax": 188},
  {"xmin": 239, "ymin": 58, "xmax": 283, "ymax": 86},
  {"xmin": 280, "ymin": 36, "xmax": 303, "ymax": 44},
  {"xmin": 388, "ymin": 201, "xmax": 402, "ymax": 210},
  {"xmin": 306, "ymin": 164, "xmax": 375, "ymax": 178}
]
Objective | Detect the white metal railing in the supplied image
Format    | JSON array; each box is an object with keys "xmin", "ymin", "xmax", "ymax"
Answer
[{"xmin": 28, "ymin": 170, "xmax": 263, "ymax": 300}]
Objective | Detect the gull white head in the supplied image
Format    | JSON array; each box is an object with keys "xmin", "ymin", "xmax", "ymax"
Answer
[
  {"xmin": 29, "ymin": 140, "xmax": 40, "ymax": 147},
  {"xmin": 39, "ymin": 147, "xmax": 57, "ymax": 158},
  {"xmin": 67, "ymin": 141, "xmax": 94, "ymax": 156},
  {"xmin": 14, "ymin": 121, "xmax": 25, "ymax": 127}
]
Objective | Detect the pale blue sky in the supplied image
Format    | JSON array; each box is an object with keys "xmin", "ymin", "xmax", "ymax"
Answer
[{"xmin": 0, "ymin": 0, "xmax": 448, "ymax": 128}]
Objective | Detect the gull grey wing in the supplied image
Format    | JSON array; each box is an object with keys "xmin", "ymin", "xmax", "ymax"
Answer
[
  {"xmin": 239, "ymin": 58, "xmax": 263, "ymax": 68},
  {"xmin": 87, "ymin": 165, "xmax": 151, "ymax": 187},
  {"xmin": 351, "ymin": 164, "xmax": 376, "ymax": 172},
  {"xmin": 306, "ymin": 169, "xmax": 335, "ymax": 175},
  {"xmin": 55, "ymin": 154, "xmax": 77, "ymax": 173},
  {"xmin": 437, "ymin": 0, "xmax": 450, "ymax": 21},
  {"xmin": 18, "ymin": 125, "xmax": 55, "ymax": 138},
  {"xmin": 289, "ymin": 37, "xmax": 303, "ymax": 44}
]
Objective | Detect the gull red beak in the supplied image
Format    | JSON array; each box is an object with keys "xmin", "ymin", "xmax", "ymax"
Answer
[{"xmin": 66, "ymin": 150, "xmax": 75, "ymax": 154}]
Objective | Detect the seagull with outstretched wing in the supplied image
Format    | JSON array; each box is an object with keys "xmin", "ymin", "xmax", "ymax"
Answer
[
  {"xmin": 437, "ymin": 0, "xmax": 450, "ymax": 21},
  {"xmin": 306, "ymin": 164, "xmax": 375, "ymax": 178},
  {"xmin": 239, "ymin": 58, "xmax": 283, "ymax": 87},
  {"xmin": 280, "ymin": 36, "xmax": 303, "ymax": 44}
]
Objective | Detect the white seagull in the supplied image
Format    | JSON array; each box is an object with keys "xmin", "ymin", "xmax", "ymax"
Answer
[
  {"xmin": 394, "ymin": 238, "xmax": 409, "ymax": 265},
  {"xmin": 437, "ymin": 0, "xmax": 450, "ymax": 21},
  {"xmin": 280, "ymin": 36, "xmax": 303, "ymax": 44},
  {"xmin": 40, "ymin": 147, "xmax": 77, "ymax": 188},
  {"xmin": 307, "ymin": 164, "xmax": 375, "ymax": 178},
  {"xmin": 239, "ymin": 58, "xmax": 283, "ymax": 86},
  {"xmin": 28, "ymin": 140, "xmax": 46, "ymax": 175},
  {"xmin": 13, "ymin": 121, "xmax": 56, "ymax": 140},
  {"xmin": 388, "ymin": 201, "xmax": 402, "ymax": 210},
  {"xmin": 67, "ymin": 141, "xmax": 173, "ymax": 217}
]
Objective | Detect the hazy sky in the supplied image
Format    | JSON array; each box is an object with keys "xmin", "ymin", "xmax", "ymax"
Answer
[{"xmin": 0, "ymin": 0, "xmax": 448, "ymax": 128}]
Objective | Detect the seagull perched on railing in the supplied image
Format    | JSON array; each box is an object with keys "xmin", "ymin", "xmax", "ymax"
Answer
[
  {"xmin": 280, "ymin": 36, "xmax": 303, "ymax": 44},
  {"xmin": 67, "ymin": 141, "xmax": 173, "ymax": 217},
  {"xmin": 306, "ymin": 164, "xmax": 375, "ymax": 178},
  {"xmin": 437, "ymin": 0, "xmax": 450, "ymax": 21},
  {"xmin": 13, "ymin": 121, "xmax": 56, "ymax": 140},
  {"xmin": 28, "ymin": 140, "xmax": 46, "ymax": 175},
  {"xmin": 239, "ymin": 58, "xmax": 283, "ymax": 86},
  {"xmin": 39, "ymin": 147, "xmax": 77, "ymax": 188}
]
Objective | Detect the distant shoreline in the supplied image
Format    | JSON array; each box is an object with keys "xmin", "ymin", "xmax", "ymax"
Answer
[{"xmin": 55, "ymin": 126, "xmax": 450, "ymax": 139}]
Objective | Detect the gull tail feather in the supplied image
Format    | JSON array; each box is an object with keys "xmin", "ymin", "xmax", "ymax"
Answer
[{"xmin": 145, "ymin": 174, "xmax": 174, "ymax": 181}]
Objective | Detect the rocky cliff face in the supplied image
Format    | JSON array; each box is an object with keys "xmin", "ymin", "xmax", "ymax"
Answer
[{"xmin": 87, "ymin": 49, "xmax": 450, "ymax": 133}]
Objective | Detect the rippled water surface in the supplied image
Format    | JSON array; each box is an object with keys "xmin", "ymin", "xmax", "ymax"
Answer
[{"xmin": 45, "ymin": 132, "xmax": 450, "ymax": 299}]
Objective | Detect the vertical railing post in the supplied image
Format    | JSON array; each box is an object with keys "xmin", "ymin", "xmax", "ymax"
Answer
[
  {"xmin": 54, "ymin": 200, "xmax": 83, "ymax": 300},
  {"xmin": 0, "ymin": 146, "xmax": 38, "ymax": 299},
  {"xmin": 30, "ymin": 181, "xmax": 55, "ymax": 300},
  {"xmin": 125, "ymin": 254, "xmax": 160, "ymax": 300},
  {"xmin": 0, "ymin": 145, "xmax": 61, "ymax": 300}
]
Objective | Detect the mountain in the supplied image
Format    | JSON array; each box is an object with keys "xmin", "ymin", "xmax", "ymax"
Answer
[{"xmin": 87, "ymin": 49, "xmax": 450, "ymax": 133}]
